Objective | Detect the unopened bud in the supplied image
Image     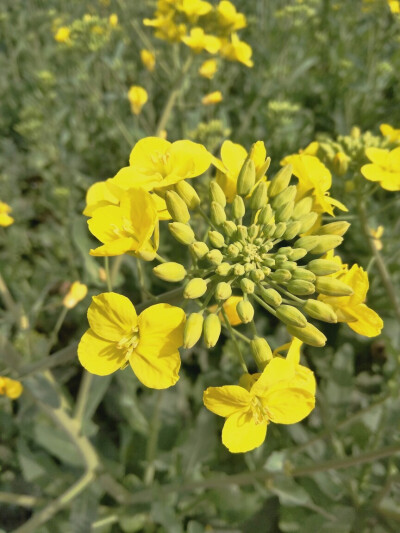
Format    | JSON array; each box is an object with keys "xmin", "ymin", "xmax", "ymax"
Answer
[
  {"xmin": 184, "ymin": 278, "xmax": 208, "ymax": 299},
  {"xmin": 258, "ymin": 205, "xmax": 273, "ymax": 225},
  {"xmin": 272, "ymin": 185, "xmax": 297, "ymax": 210},
  {"xmin": 315, "ymin": 277, "xmax": 353, "ymax": 296},
  {"xmin": 203, "ymin": 313, "xmax": 221, "ymax": 348},
  {"xmin": 298, "ymin": 212, "xmax": 319, "ymax": 233},
  {"xmin": 287, "ymin": 323, "xmax": 327, "ymax": 347},
  {"xmin": 211, "ymin": 201, "xmax": 226, "ymax": 226},
  {"xmin": 215, "ymin": 281, "xmax": 232, "ymax": 301},
  {"xmin": 174, "ymin": 180, "xmax": 200, "ymax": 209},
  {"xmin": 283, "ymin": 221, "xmax": 302, "ymax": 240},
  {"xmin": 216, "ymin": 262, "xmax": 232, "ymax": 276},
  {"xmin": 310, "ymin": 235, "xmax": 343, "ymax": 255},
  {"xmin": 251, "ymin": 269, "xmax": 265, "ymax": 282},
  {"xmin": 276, "ymin": 201, "xmax": 294, "ymax": 222},
  {"xmin": 333, "ymin": 152, "xmax": 349, "ymax": 176},
  {"xmin": 240, "ymin": 278, "xmax": 255, "ymax": 294},
  {"xmin": 259, "ymin": 287, "xmax": 282, "ymax": 306},
  {"xmin": 293, "ymin": 197, "xmax": 313, "ymax": 219},
  {"xmin": 256, "ymin": 157, "xmax": 271, "ymax": 180},
  {"xmin": 227, "ymin": 244, "xmax": 240, "ymax": 258},
  {"xmin": 303, "ymin": 300, "xmax": 337, "ymax": 323},
  {"xmin": 248, "ymin": 224, "xmax": 259, "ymax": 239},
  {"xmin": 294, "ymin": 235, "xmax": 320, "ymax": 251},
  {"xmin": 169, "ymin": 222, "xmax": 195, "ymax": 245},
  {"xmin": 250, "ymin": 337, "xmax": 273, "ymax": 370},
  {"xmin": 268, "ymin": 164, "xmax": 293, "ymax": 197},
  {"xmin": 278, "ymin": 261, "xmax": 297, "ymax": 271},
  {"xmin": 317, "ymin": 221, "xmax": 350, "ymax": 237},
  {"xmin": 190, "ymin": 241, "xmax": 209, "ymax": 259},
  {"xmin": 292, "ymin": 268, "xmax": 316, "ymax": 281},
  {"xmin": 210, "ymin": 181, "xmax": 226, "ymax": 207},
  {"xmin": 273, "ymin": 222, "xmax": 287, "ymax": 238},
  {"xmin": 236, "ymin": 225, "xmax": 248, "ymax": 241},
  {"xmin": 237, "ymin": 158, "xmax": 256, "ymax": 196},
  {"xmin": 183, "ymin": 313, "xmax": 204, "ymax": 348},
  {"xmin": 233, "ymin": 264, "xmax": 245, "ymax": 276},
  {"xmin": 208, "ymin": 230, "xmax": 225, "ymax": 248},
  {"xmin": 222, "ymin": 220, "xmax": 237, "ymax": 238},
  {"xmin": 270, "ymin": 269, "xmax": 292, "ymax": 282},
  {"xmin": 289, "ymin": 248, "xmax": 307, "ymax": 261},
  {"xmin": 287, "ymin": 279, "xmax": 315, "ymax": 296},
  {"xmin": 236, "ymin": 300, "xmax": 254, "ymax": 323},
  {"xmin": 250, "ymin": 181, "xmax": 268, "ymax": 210},
  {"xmin": 276, "ymin": 304, "xmax": 307, "ymax": 328},
  {"xmin": 263, "ymin": 223, "xmax": 276, "ymax": 238},
  {"xmin": 166, "ymin": 191, "xmax": 190, "ymax": 223},
  {"xmin": 232, "ymin": 195, "xmax": 245, "ymax": 219},
  {"xmin": 308, "ymin": 259, "xmax": 341, "ymax": 275},
  {"xmin": 207, "ymin": 249, "xmax": 224, "ymax": 265},
  {"xmin": 153, "ymin": 262, "xmax": 187, "ymax": 282}
]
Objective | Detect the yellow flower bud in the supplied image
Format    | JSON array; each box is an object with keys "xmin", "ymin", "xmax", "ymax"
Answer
[
  {"xmin": 210, "ymin": 181, "xmax": 226, "ymax": 207},
  {"xmin": 184, "ymin": 278, "xmax": 208, "ymax": 299},
  {"xmin": 215, "ymin": 282, "xmax": 232, "ymax": 301},
  {"xmin": 227, "ymin": 244, "xmax": 240, "ymax": 258},
  {"xmin": 270, "ymin": 269, "xmax": 292, "ymax": 282},
  {"xmin": 268, "ymin": 164, "xmax": 292, "ymax": 197},
  {"xmin": 63, "ymin": 282, "xmax": 88, "ymax": 309},
  {"xmin": 333, "ymin": 152, "xmax": 349, "ymax": 175},
  {"xmin": 174, "ymin": 181, "xmax": 200, "ymax": 209},
  {"xmin": 0, "ymin": 377, "xmax": 23, "ymax": 399},
  {"xmin": 169, "ymin": 222, "xmax": 195, "ymax": 245},
  {"xmin": 208, "ymin": 230, "xmax": 225, "ymax": 248},
  {"xmin": 199, "ymin": 58, "xmax": 218, "ymax": 79},
  {"xmin": 287, "ymin": 280, "xmax": 315, "ymax": 296},
  {"xmin": 276, "ymin": 305, "xmax": 307, "ymax": 328},
  {"xmin": 250, "ymin": 337, "xmax": 272, "ymax": 370},
  {"xmin": 202, "ymin": 91, "xmax": 223, "ymax": 105},
  {"xmin": 166, "ymin": 191, "xmax": 190, "ymax": 223},
  {"xmin": 259, "ymin": 287, "xmax": 282, "ymax": 307},
  {"xmin": 232, "ymin": 195, "xmax": 245, "ymax": 219},
  {"xmin": 216, "ymin": 263, "xmax": 232, "ymax": 276},
  {"xmin": 317, "ymin": 221, "xmax": 350, "ymax": 237},
  {"xmin": 153, "ymin": 262, "xmax": 187, "ymax": 282},
  {"xmin": 303, "ymin": 300, "xmax": 337, "ymax": 323},
  {"xmin": 307, "ymin": 259, "xmax": 341, "ymax": 276},
  {"xmin": 222, "ymin": 221, "xmax": 237, "ymax": 238},
  {"xmin": 287, "ymin": 323, "xmax": 327, "ymax": 347},
  {"xmin": 236, "ymin": 300, "xmax": 254, "ymax": 323},
  {"xmin": 233, "ymin": 263, "xmax": 245, "ymax": 276},
  {"xmin": 258, "ymin": 205, "xmax": 273, "ymax": 225},
  {"xmin": 237, "ymin": 158, "xmax": 256, "ymax": 196},
  {"xmin": 210, "ymin": 202, "xmax": 226, "ymax": 226},
  {"xmin": 109, "ymin": 14, "xmax": 118, "ymax": 27},
  {"xmin": 292, "ymin": 268, "xmax": 316, "ymax": 282},
  {"xmin": 128, "ymin": 85, "xmax": 148, "ymax": 115},
  {"xmin": 315, "ymin": 277, "xmax": 354, "ymax": 296},
  {"xmin": 249, "ymin": 181, "xmax": 268, "ymax": 210},
  {"xmin": 272, "ymin": 185, "xmax": 297, "ymax": 210},
  {"xmin": 310, "ymin": 235, "xmax": 343, "ymax": 255},
  {"xmin": 236, "ymin": 225, "xmax": 248, "ymax": 240},
  {"xmin": 140, "ymin": 49, "xmax": 156, "ymax": 72},
  {"xmin": 251, "ymin": 269, "xmax": 265, "ymax": 282},
  {"xmin": 240, "ymin": 278, "xmax": 255, "ymax": 294},
  {"xmin": 190, "ymin": 241, "xmax": 209, "ymax": 259},
  {"xmin": 298, "ymin": 212, "xmax": 319, "ymax": 233},
  {"xmin": 203, "ymin": 314, "xmax": 221, "ymax": 348},
  {"xmin": 207, "ymin": 249, "xmax": 224, "ymax": 265},
  {"xmin": 184, "ymin": 313, "xmax": 204, "ymax": 349}
]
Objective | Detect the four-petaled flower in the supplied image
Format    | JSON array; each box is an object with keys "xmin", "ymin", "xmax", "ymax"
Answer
[{"xmin": 361, "ymin": 147, "xmax": 400, "ymax": 191}]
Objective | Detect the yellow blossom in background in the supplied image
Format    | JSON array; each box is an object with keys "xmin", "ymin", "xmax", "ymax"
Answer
[
  {"xmin": 140, "ymin": 49, "xmax": 156, "ymax": 72},
  {"xmin": 111, "ymin": 137, "xmax": 212, "ymax": 191},
  {"xmin": 143, "ymin": 13, "xmax": 186, "ymax": 43},
  {"xmin": 182, "ymin": 27, "xmax": 221, "ymax": 54},
  {"xmin": 388, "ymin": 0, "xmax": 400, "ymax": 13},
  {"xmin": 203, "ymin": 357, "xmax": 315, "ymax": 453},
  {"xmin": 202, "ymin": 90, "xmax": 223, "ymax": 106},
  {"xmin": 217, "ymin": 0, "xmax": 247, "ymax": 31},
  {"xmin": 220, "ymin": 34, "xmax": 253, "ymax": 67},
  {"xmin": 54, "ymin": 26, "xmax": 70, "ymax": 43},
  {"xmin": 0, "ymin": 201, "xmax": 14, "ymax": 227},
  {"xmin": 0, "ymin": 377, "xmax": 23, "ymax": 400},
  {"xmin": 380, "ymin": 124, "xmax": 400, "ymax": 143},
  {"xmin": 78, "ymin": 292, "xmax": 185, "ymax": 389},
  {"xmin": 178, "ymin": 0, "xmax": 213, "ymax": 20},
  {"xmin": 63, "ymin": 282, "xmax": 88, "ymax": 309},
  {"xmin": 109, "ymin": 14, "xmax": 118, "ymax": 27},
  {"xmin": 361, "ymin": 147, "xmax": 400, "ymax": 191},
  {"xmin": 300, "ymin": 141, "xmax": 320, "ymax": 156},
  {"xmin": 370, "ymin": 226, "xmax": 384, "ymax": 251},
  {"xmin": 199, "ymin": 58, "xmax": 218, "ymax": 79},
  {"xmin": 128, "ymin": 85, "xmax": 148, "ymax": 115}
]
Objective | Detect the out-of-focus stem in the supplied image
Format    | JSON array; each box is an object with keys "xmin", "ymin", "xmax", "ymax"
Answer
[{"xmin": 143, "ymin": 390, "xmax": 162, "ymax": 486}]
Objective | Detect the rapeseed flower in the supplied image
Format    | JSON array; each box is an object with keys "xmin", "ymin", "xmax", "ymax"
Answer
[
  {"xmin": 182, "ymin": 27, "xmax": 221, "ymax": 54},
  {"xmin": 140, "ymin": 49, "xmax": 156, "ymax": 72},
  {"xmin": 361, "ymin": 147, "xmax": 400, "ymax": 191},
  {"xmin": 63, "ymin": 282, "xmax": 88, "ymax": 309},
  {"xmin": 202, "ymin": 90, "xmax": 223, "ymax": 105},
  {"xmin": 178, "ymin": 0, "xmax": 213, "ymax": 20},
  {"xmin": 0, "ymin": 377, "xmax": 23, "ymax": 399},
  {"xmin": 370, "ymin": 226, "xmax": 384, "ymax": 251},
  {"xmin": 128, "ymin": 86, "xmax": 148, "ymax": 115},
  {"xmin": 380, "ymin": 124, "xmax": 400, "ymax": 143},
  {"xmin": 0, "ymin": 201, "xmax": 14, "ymax": 227},
  {"xmin": 78, "ymin": 293, "xmax": 185, "ymax": 388},
  {"xmin": 54, "ymin": 26, "xmax": 70, "ymax": 43},
  {"xmin": 199, "ymin": 58, "xmax": 218, "ymax": 79},
  {"xmin": 388, "ymin": 0, "xmax": 400, "ymax": 13},
  {"xmin": 219, "ymin": 34, "xmax": 253, "ymax": 67},
  {"xmin": 109, "ymin": 14, "xmax": 118, "ymax": 27},
  {"xmin": 203, "ymin": 357, "xmax": 315, "ymax": 453},
  {"xmin": 217, "ymin": 1, "xmax": 247, "ymax": 31}
]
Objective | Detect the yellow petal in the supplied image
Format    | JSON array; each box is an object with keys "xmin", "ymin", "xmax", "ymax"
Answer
[
  {"xmin": 169, "ymin": 140, "xmax": 212, "ymax": 178},
  {"xmin": 83, "ymin": 181, "xmax": 121, "ymax": 216},
  {"xmin": 365, "ymin": 147, "xmax": 389, "ymax": 166},
  {"xmin": 120, "ymin": 189, "xmax": 158, "ymax": 245},
  {"xmin": 220, "ymin": 140, "xmax": 247, "ymax": 176},
  {"xmin": 88, "ymin": 205, "xmax": 125, "ymax": 243},
  {"xmin": 111, "ymin": 166, "xmax": 159, "ymax": 191},
  {"xmin": 263, "ymin": 384, "xmax": 315, "ymax": 424},
  {"xmin": 347, "ymin": 304, "xmax": 383, "ymax": 337},
  {"xmin": 252, "ymin": 141, "xmax": 267, "ymax": 170},
  {"xmin": 88, "ymin": 292, "xmax": 137, "ymax": 341},
  {"xmin": 286, "ymin": 338, "xmax": 303, "ymax": 365},
  {"xmin": 222, "ymin": 410, "xmax": 267, "ymax": 453},
  {"xmin": 90, "ymin": 237, "xmax": 137, "ymax": 257},
  {"xmin": 388, "ymin": 147, "xmax": 400, "ymax": 171},
  {"xmin": 78, "ymin": 328, "xmax": 126, "ymax": 375},
  {"xmin": 343, "ymin": 264, "xmax": 369, "ymax": 305},
  {"xmin": 130, "ymin": 349, "xmax": 181, "ymax": 389},
  {"xmin": 129, "ymin": 137, "xmax": 171, "ymax": 168},
  {"xmin": 203, "ymin": 385, "xmax": 251, "ymax": 417},
  {"xmin": 251, "ymin": 357, "xmax": 295, "ymax": 397}
]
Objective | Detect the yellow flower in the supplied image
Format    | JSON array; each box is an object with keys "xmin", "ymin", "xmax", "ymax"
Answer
[
  {"xmin": 88, "ymin": 188, "xmax": 159, "ymax": 259},
  {"xmin": 78, "ymin": 292, "xmax": 185, "ymax": 389},
  {"xmin": 361, "ymin": 147, "xmax": 400, "ymax": 191},
  {"xmin": 0, "ymin": 377, "xmax": 23, "ymax": 400},
  {"xmin": 220, "ymin": 34, "xmax": 253, "ymax": 67},
  {"xmin": 178, "ymin": 0, "xmax": 213, "ymax": 20},
  {"xmin": 380, "ymin": 124, "xmax": 400, "ymax": 143},
  {"xmin": 63, "ymin": 282, "xmax": 88, "ymax": 309},
  {"xmin": 370, "ymin": 225, "xmax": 384, "ymax": 251},
  {"xmin": 388, "ymin": 0, "xmax": 400, "ymax": 13},
  {"xmin": 281, "ymin": 154, "xmax": 347, "ymax": 215},
  {"xmin": 140, "ymin": 49, "xmax": 156, "ymax": 72},
  {"xmin": 109, "ymin": 14, "xmax": 118, "ymax": 27},
  {"xmin": 216, "ymin": 1, "xmax": 247, "ymax": 31},
  {"xmin": 215, "ymin": 140, "xmax": 268, "ymax": 202},
  {"xmin": 300, "ymin": 141, "xmax": 320, "ymax": 156},
  {"xmin": 0, "ymin": 201, "xmax": 14, "ymax": 227},
  {"xmin": 318, "ymin": 258, "xmax": 383, "ymax": 337},
  {"xmin": 203, "ymin": 357, "xmax": 315, "ymax": 453},
  {"xmin": 182, "ymin": 27, "xmax": 221, "ymax": 54},
  {"xmin": 209, "ymin": 295, "xmax": 244, "ymax": 325},
  {"xmin": 128, "ymin": 86, "xmax": 148, "ymax": 115},
  {"xmin": 144, "ymin": 14, "xmax": 186, "ymax": 43},
  {"xmin": 54, "ymin": 26, "xmax": 70, "ymax": 43},
  {"xmin": 201, "ymin": 90, "xmax": 223, "ymax": 105},
  {"xmin": 199, "ymin": 58, "xmax": 218, "ymax": 79},
  {"xmin": 111, "ymin": 137, "xmax": 212, "ymax": 191}
]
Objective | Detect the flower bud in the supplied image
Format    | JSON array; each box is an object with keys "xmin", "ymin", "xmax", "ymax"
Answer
[
  {"xmin": 307, "ymin": 259, "xmax": 341, "ymax": 275},
  {"xmin": 317, "ymin": 221, "xmax": 350, "ymax": 237},
  {"xmin": 289, "ymin": 248, "xmax": 307, "ymax": 261},
  {"xmin": 183, "ymin": 313, "xmax": 204, "ymax": 348},
  {"xmin": 276, "ymin": 304, "xmax": 307, "ymax": 328},
  {"xmin": 232, "ymin": 195, "xmax": 245, "ymax": 219},
  {"xmin": 310, "ymin": 235, "xmax": 343, "ymax": 255},
  {"xmin": 237, "ymin": 157, "xmax": 256, "ymax": 196},
  {"xmin": 203, "ymin": 313, "xmax": 221, "ymax": 348},
  {"xmin": 240, "ymin": 278, "xmax": 255, "ymax": 294},
  {"xmin": 153, "ymin": 262, "xmax": 187, "ymax": 282},
  {"xmin": 250, "ymin": 337, "xmax": 272, "ymax": 371},
  {"xmin": 211, "ymin": 201, "xmax": 226, "ymax": 226},
  {"xmin": 184, "ymin": 278, "xmax": 208, "ymax": 299},
  {"xmin": 273, "ymin": 222, "xmax": 287, "ymax": 238},
  {"xmin": 210, "ymin": 181, "xmax": 226, "ymax": 207},
  {"xmin": 236, "ymin": 225, "xmax": 248, "ymax": 241},
  {"xmin": 294, "ymin": 235, "xmax": 320, "ymax": 251},
  {"xmin": 248, "ymin": 224, "xmax": 259, "ymax": 239},
  {"xmin": 190, "ymin": 241, "xmax": 209, "ymax": 259},
  {"xmin": 303, "ymin": 300, "xmax": 337, "ymax": 323},
  {"xmin": 293, "ymin": 197, "xmax": 313, "ymax": 219},
  {"xmin": 227, "ymin": 244, "xmax": 240, "ymax": 258},
  {"xmin": 272, "ymin": 185, "xmax": 297, "ymax": 209},
  {"xmin": 251, "ymin": 269, "xmax": 265, "ymax": 282},
  {"xmin": 276, "ymin": 201, "xmax": 294, "ymax": 222},
  {"xmin": 298, "ymin": 212, "xmax": 319, "ymax": 233},
  {"xmin": 207, "ymin": 249, "xmax": 224, "ymax": 265},
  {"xmin": 222, "ymin": 220, "xmax": 237, "ymax": 238},
  {"xmin": 315, "ymin": 277, "xmax": 353, "ymax": 296},
  {"xmin": 174, "ymin": 180, "xmax": 200, "ymax": 209},
  {"xmin": 283, "ymin": 221, "xmax": 302, "ymax": 240},
  {"xmin": 256, "ymin": 157, "xmax": 271, "ymax": 180},
  {"xmin": 250, "ymin": 181, "xmax": 268, "ymax": 210},
  {"xmin": 259, "ymin": 287, "xmax": 282, "ymax": 306},
  {"xmin": 292, "ymin": 268, "xmax": 316, "ymax": 281},
  {"xmin": 261, "ymin": 266, "xmax": 271, "ymax": 276},
  {"xmin": 258, "ymin": 205, "xmax": 273, "ymax": 225},
  {"xmin": 166, "ymin": 191, "xmax": 190, "ymax": 223},
  {"xmin": 169, "ymin": 222, "xmax": 195, "ymax": 245},
  {"xmin": 268, "ymin": 164, "xmax": 292, "ymax": 197},
  {"xmin": 278, "ymin": 261, "xmax": 297, "ymax": 271},
  {"xmin": 270, "ymin": 269, "xmax": 292, "ymax": 282},
  {"xmin": 333, "ymin": 152, "xmax": 349, "ymax": 176},
  {"xmin": 244, "ymin": 263, "xmax": 255, "ymax": 273},
  {"xmin": 287, "ymin": 323, "xmax": 327, "ymax": 347},
  {"xmin": 216, "ymin": 262, "xmax": 232, "ymax": 276},
  {"xmin": 236, "ymin": 300, "xmax": 254, "ymax": 323},
  {"xmin": 208, "ymin": 230, "xmax": 225, "ymax": 248},
  {"xmin": 233, "ymin": 264, "xmax": 245, "ymax": 276},
  {"xmin": 263, "ymin": 223, "xmax": 276, "ymax": 238},
  {"xmin": 215, "ymin": 282, "xmax": 232, "ymax": 301},
  {"xmin": 63, "ymin": 281, "xmax": 88, "ymax": 309},
  {"xmin": 287, "ymin": 279, "xmax": 315, "ymax": 296},
  {"xmin": 262, "ymin": 255, "xmax": 275, "ymax": 267}
]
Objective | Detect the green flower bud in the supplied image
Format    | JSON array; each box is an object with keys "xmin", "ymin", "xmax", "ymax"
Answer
[
  {"xmin": 276, "ymin": 201, "xmax": 294, "ymax": 222},
  {"xmin": 208, "ymin": 230, "xmax": 225, "ymax": 248},
  {"xmin": 292, "ymin": 268, "xmax": 316, "ymax": 281},
  {"xmin": 259, "ymin": 287, "xmax": 282, "ymax": 306},
  {"xmin": 240, "ymin": 278, "xmax": 255, "ymax": 294},
  {"xmin": 211, "ymin": 201, "xmax": 226, "ymax": 226},
  {"xmin": 303, "ymin": 300, "xmax": 337, "ymax": 323},
  {"xmin": 216, "ymin": 262, "xmax": 232, "ymax": 276},
  {"xmin": 308, "ymin": 259, "xmax": 341, "ymax": 275},
  {"xmin": 166, "ymin": 191, "xmax": 190, "ymax": 223},
  {"xmin": 261, "ymin": 266, "xmax": 271, "ymax": 276},
  {"xmin": 236, "ymin": 300, "xmax": 255, "ymax": 323},
  {"xmin": 233, "ymin": 241, "xmax": 243, "ymax": 251},
  {"xmin": 233, "ymin": 264, "xmax": 245, "ymax": 276},
  {"xmin": 278, "ymin": 261, "xmax": 297, "ymax": 271},
  {"xmin": 287, "ymin": 279, "xmax": 315, "ymax": 296},
  {"xmin": 258, "ymin": 205, "xmax": 273, "ymax": 225},
  {"xmin": 310, "ymin": 235, "xmax": 343, "ymax": 255},
  {"xmin": 262, "ymin": 256, "xmax": 275, "ymax": 267},
  {"xmin": 315, "ymin": 277, "xmax": 353, "ymax": 296},
  {"xmin": 244, "ymin": 263, "xmax": 256, "ymax": 273},
  {"xmin": 276, "ymin": 305, "xmax": 307, "ymax": 328},
  {"xmin": 183, "ymin": 313, "xmax": 204, "ymax": 348},
  {"xmin": 273, "ymin": 222, "xmax": 287, "ymax": 238},
  {"xmin": 283, "ymin": 221, "xmax": 302, "ymax": 240},
  {"xmin": 207, "ymin": 249, "xmax": 224, "ymax": 265},
  {"xmin": 232, "ymin": 195, "xmax": 245, "ymax": 219},
  {"xmin": 289, "ymin": 248, "xmax": 308, "ymax": 261},
  {"xmin": 263, "ymin": 223, "xmax": 276, "ymax": 238},
  {"xmin": 210, "ymin": 181, "xmax": 226, "ymax": 207},
  {"xmin": 174, "ymin": 180, "xmax": 200, "ymax": 209},
  {"xmin": 268, "ymin": 164, "xmax": 292, "ymax": 197},
  {"xmin": 292, "ymin": 197, "xmax": 313, "ymax": 219},
  {"xmin": 227, "ymin": 244, "xmax": 240, "ymax": 258},
  {"xmin": 153, "ymin": 262, "xmax": 187, "ymax": 282},
  {"xmin": 184, "ymin": 278, "xmax": 208, "ymax": 299},
  {"xmin": 298, "ymin": 212, "xmax": 319, "ymax": 233},
  {"xmin": 215, "ymin": 281, "xmax": 232, "ymax": 301},
  {"xmin": 287, "ymin": 323, "xmax": 327, "ymax": 347},
  {"xmin": 169, "ymin": 222, "xmax": 195, "ymax": 245},
  {"xmin": 332, "ymin": 152, "xmax": 349, "ymax": 176},
  {"xmin": 203, "ymin": 313, "xmax": 221, "ymax": 348},
  {"xmin": 250, "ymin": 181, "xmax": 268, "ymax": 210},
  {"xmin": 250, "ymin": 337, "xmax": 273, "ymax": 371},
  {"xmin": 236, "ymin": 225, "xmax": 248, "ymax": 241},
  {"xmin": 222, "ymin": 220, "xmax": 237, "ymax": 238},
  {"xmin": 274, "ymin": 254, "xmax": 287, "ymax": 263},
  {"xmin": 317, "ymin": 221, "xmax": 350, "ymax": 237},
  {"xmin": 251, "ymin": 269, "xmax": 265, "ymax": 282},
  {"xmin": 190, "ymin": 241, "xmax": 209, "ymax": 259},
  {"xmin": 248, "ymin": 224, "xmax": 259, "ymax": 239},
  {"xmin": 272, "ymin": 185, "xmax": 297, "ymax": 209},
  {"xmin": 237, "ymin": 158, "xmax": 256, "ymax": 196},
  {"xmin": 294, "ymin": 235, "xmax": 320, "ymax": 251},
  {"xmin": 270, "ymin": 269, "xmax": 292, "ymax": 282}
]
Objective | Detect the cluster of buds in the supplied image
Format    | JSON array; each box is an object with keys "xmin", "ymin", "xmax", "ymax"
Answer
[{"xmin": 153, "ymin": 146, "xmax": 354, "ymax": 367}]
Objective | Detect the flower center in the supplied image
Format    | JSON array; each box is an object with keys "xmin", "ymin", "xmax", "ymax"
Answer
[
  {"xmin": 250, "ymin": 396, "xmax": 269, "ymax": 425},
  {"xmin": 117, "ymin": 326, "xmax": 140, "ymax": 367}
]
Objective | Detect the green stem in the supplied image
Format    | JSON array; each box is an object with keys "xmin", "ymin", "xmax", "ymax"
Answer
[
  {"xmin": 155, "ymin": 253, "xmax": 168, "ymax": 263},
  {"xmin": 73, "ymin": 371, "xmax": 94, "ymax": 425},
  {"xmin": 252, "ymin": 293, "xmax": 277, "ymax": 317},
  {"xmin": 143, "ymin": 390, "xmax": 163, "ymax": 486},
  {"xmin": 221, "ymin": 308, "xmax": 248, "ymax": 373},
  {"xmin": 0, "ymin": 492, "xmax": 44, "ymax": 508},
  {"xmin": 104, "ymin": 257, "xmax": 113, "ymax": 292},
  {"xmin": 48, "ymin": 306, "xmax": 69, "ymax": 351},
  {"xmin": 110, "ymin": 255, "xmax": 124, "ymax": 287}
]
